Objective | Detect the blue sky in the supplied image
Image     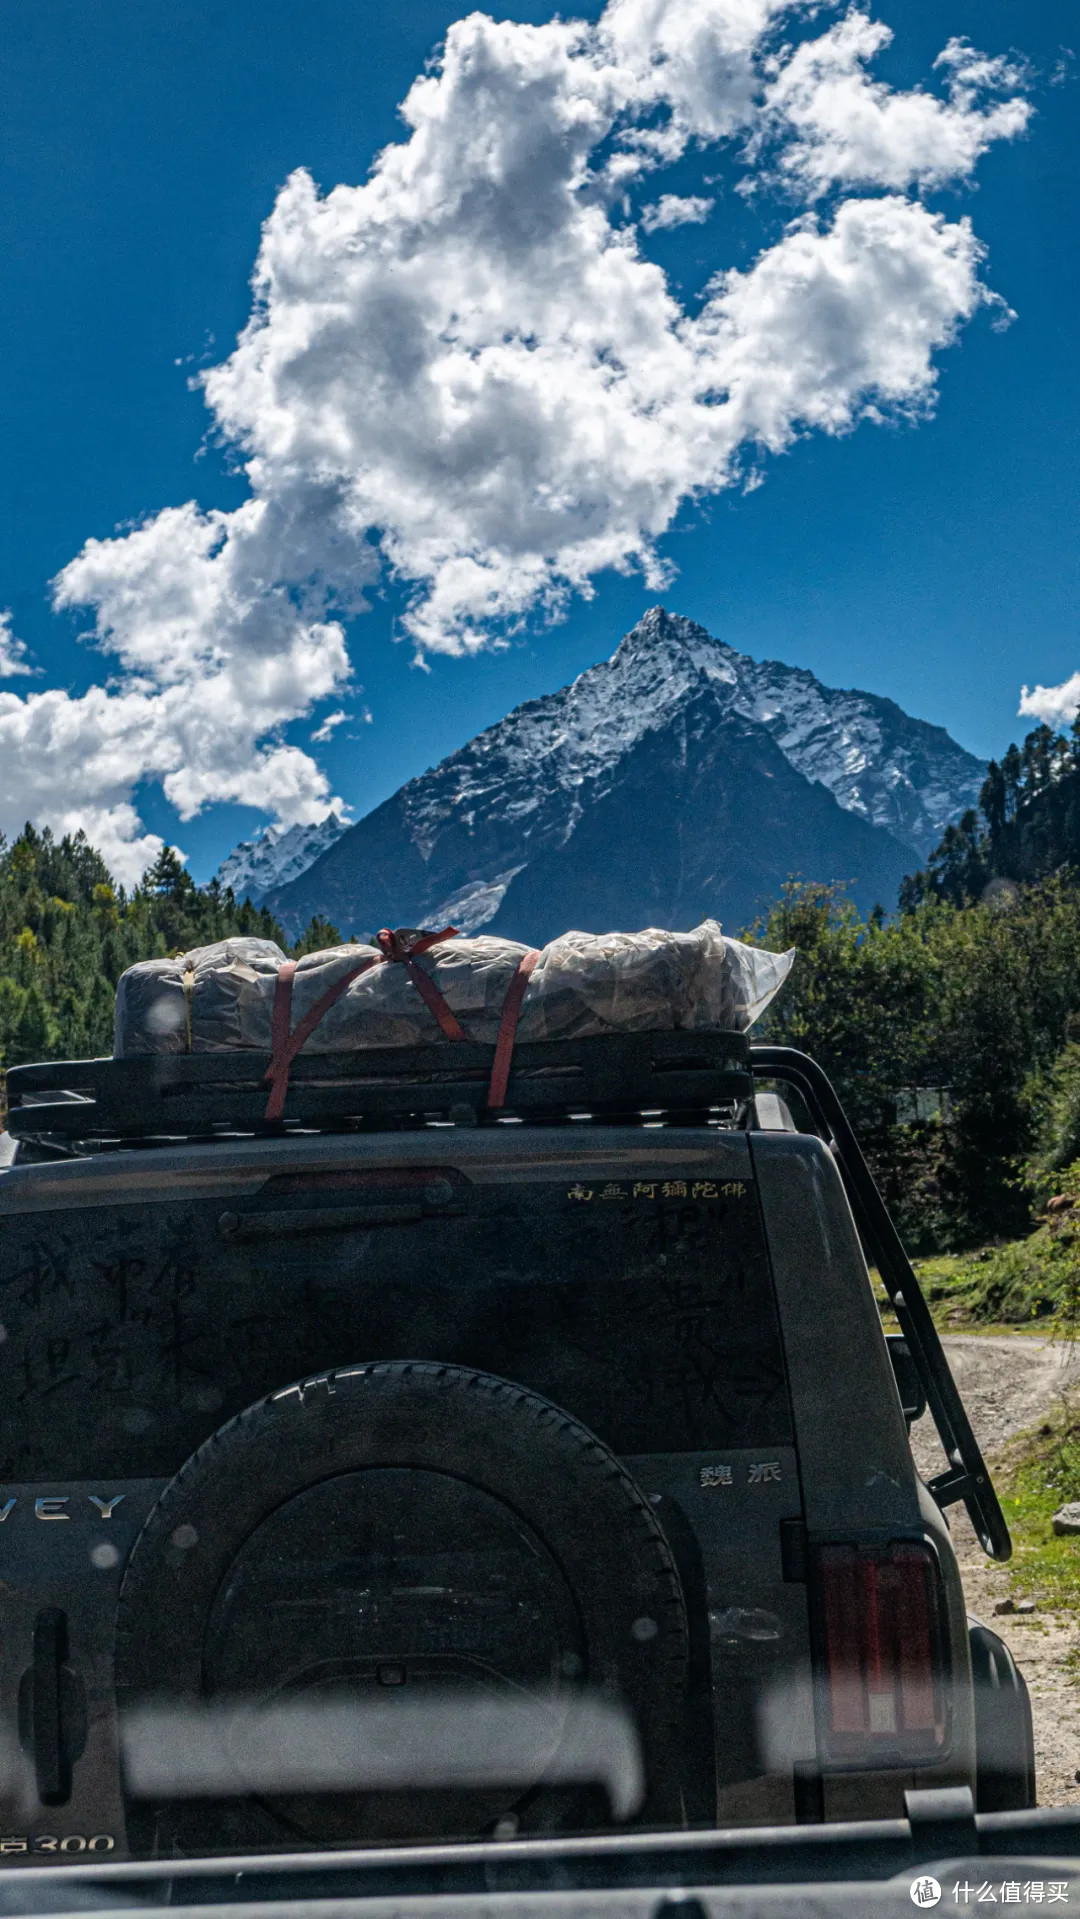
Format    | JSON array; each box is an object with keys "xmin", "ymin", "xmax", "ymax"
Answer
[{"xmin": 0, "ymin": 0, "xmax": 1075, "ymax": 882}]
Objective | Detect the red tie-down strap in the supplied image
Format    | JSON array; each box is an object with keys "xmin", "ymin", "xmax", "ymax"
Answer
[
  {"xmin": 486, "ymin": 947, "xmax": 541, "ymax": 1110},
  {"xmin": 263, "ymin": 929, "xmax": 541, "ymax": 1122},
  {"xmin": 263, "ymin": 952, "xmax": 382, "ymax": 1121},
  {"xmin": 263, "ymin": 928, "xmax": 462, "ymax": 1121}
]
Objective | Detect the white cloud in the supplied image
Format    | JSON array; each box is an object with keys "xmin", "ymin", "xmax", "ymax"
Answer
[
  {"xmin": 755, "ymin": 12, "xmax": 1031, "ymax": 197},
  {"xmin": 697, "ymin": 197, "xmax": 989, "ymax": 446},
  {"xmin": 1018, "ymin": 674, "xmax": 1080, "ymax": 729},
  {"xmin": 640, "ymin": 192, "xmax": 715, "ymax": 231},
  {"xmin": 0, "ymin": 611, "xmax": 34, "ymax": 678},
  {"xmin": 311, "ymin": 708, "xmax": 348, "ymax": 743},
  {"xmin": 935, "ymin": 37, "xmax": 1031, "ymax": 104},
  {"xmin": 0, "ymin": 500, "xmax": 354, "ymax": 882},
  {"xmin": 0, "ymin": 504, "xmax": 351, "ymax": 882},
  {"xmin": 0, "ymin": 668, "xmax": 350, "ymax": 888},
  {"xmin": 0, "ymin": 0, "xmax": 1029, "ymax": 870}
]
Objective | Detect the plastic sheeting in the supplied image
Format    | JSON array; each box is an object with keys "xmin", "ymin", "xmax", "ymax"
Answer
[{"xmin": 113, "ymin": 921, "xmax": 795, "ymax": 1058}]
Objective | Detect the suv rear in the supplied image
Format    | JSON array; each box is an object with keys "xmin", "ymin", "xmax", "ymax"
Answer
[{"xmin": 0, "ymin": 1031, "xmax": 1033, "ymax": 1858}]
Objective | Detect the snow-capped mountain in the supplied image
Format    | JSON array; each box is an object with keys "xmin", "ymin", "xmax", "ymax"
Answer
[
  {"xmin": 215, "ymin": 811, "xmax": 349, "ymax": 904},
  {"xmin": 263, "ymin": 609, "xmax": 985, "ymax": 941}
]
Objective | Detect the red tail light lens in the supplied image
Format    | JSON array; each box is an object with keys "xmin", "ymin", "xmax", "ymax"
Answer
[{"xmin": 814, "ymin": 1541, "xmax": 948, "ymax": 1764}]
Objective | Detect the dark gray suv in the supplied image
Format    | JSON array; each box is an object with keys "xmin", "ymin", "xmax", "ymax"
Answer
[{"xmin": 0, "ymin": 1030, "xmax": 1034, "ymax": 1859}]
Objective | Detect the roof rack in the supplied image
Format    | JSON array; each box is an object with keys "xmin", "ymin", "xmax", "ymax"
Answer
[{"xmin": 4, "ymin": 1030, "xmax": 753, "ymax": 1141}]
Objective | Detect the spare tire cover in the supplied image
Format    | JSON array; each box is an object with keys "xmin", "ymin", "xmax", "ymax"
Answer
[{"xmin": 115, "ymin": 1362, "xmax": 689, "ymax": 1847}]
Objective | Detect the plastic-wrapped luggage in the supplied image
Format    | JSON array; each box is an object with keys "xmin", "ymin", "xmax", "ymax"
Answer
[{"xmin": 113, "ymin": 920, "xmax": 794, "ymax": 1060}]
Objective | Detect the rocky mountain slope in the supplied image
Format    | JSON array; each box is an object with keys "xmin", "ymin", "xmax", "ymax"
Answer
[
  {"xmin": 261, "ymin": 608, "xmax": 985, "ymax": 941},
  {"xmin": 215, "ymin": 812, "xmax": 349, "ymax": 905}
]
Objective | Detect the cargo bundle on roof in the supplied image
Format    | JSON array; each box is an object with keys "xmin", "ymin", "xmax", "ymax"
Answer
[{"xmin": 114, "ymin": 920, "xmax": 793, "ymax": 1058}]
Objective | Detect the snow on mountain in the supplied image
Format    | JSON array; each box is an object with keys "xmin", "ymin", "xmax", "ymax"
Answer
[
  {"xmin": 720, "ymin": 646, "xmax": 985, "ymax": 855},
  {"xmin": 214, "ymin": 811, "xmax": 349, "ymax": 904},
  {"xmin": 401, "ymin": 608, "xmax": 984, "ymax": 881},
  {"xmin": 264, "ymin": 608, "xmax": 985, "ymax": 940}
]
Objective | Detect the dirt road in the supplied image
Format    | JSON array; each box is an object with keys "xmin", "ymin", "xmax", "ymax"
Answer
[{"xmin": 910, "ymin": 1334, "xmax": 1080, "ymax": 1806}]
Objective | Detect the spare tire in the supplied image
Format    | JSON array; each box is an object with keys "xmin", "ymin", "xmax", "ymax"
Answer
[{"xmin": 115, "ymin": 1362, "xmax": 689, "ymax": 1851}]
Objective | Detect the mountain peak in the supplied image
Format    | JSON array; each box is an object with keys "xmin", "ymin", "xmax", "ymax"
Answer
[
  {"xmin": 251, "ymin": 609, "xmax": 985, "ymax": 938},
  {"xmin": 616, "ymin": 604, "xmax": 725, "ymax": 655},
  {"xmin": 605, "ymin": 605, "xmax": 985, "ymax": 851},
  {"xmin": 214, "ymin": 810, "xmax": 349, "ymax": 906}
]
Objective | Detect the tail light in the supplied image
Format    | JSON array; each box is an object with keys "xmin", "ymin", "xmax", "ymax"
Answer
[{"xmin": 813, "ymin": 1541, "xmax": 948, "ymax": 1765}]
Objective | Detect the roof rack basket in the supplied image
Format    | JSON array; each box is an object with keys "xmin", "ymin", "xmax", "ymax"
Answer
[{"xmin": 4, "ymin": 1030, "xmax": 753, "ymax": 1141}]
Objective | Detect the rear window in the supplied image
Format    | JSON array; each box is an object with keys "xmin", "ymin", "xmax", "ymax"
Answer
[{"xmin": 0, "ymin": 1138, "xmax": 792, "ymax": 1475}]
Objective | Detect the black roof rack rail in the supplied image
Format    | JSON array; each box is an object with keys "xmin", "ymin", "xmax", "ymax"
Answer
[
  {"xmin": 4, "ymin": 1030, "xmax": 753, "ymax": 1141},
  {"xmin": 750, "ymin": 1044, "xmax": 1011, "ymax": 1563}
]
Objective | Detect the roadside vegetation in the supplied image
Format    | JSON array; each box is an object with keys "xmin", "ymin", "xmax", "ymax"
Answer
[
  {"xmin": 755, "ymin": 716, "xmax": 1080, "ymax": 1254},
  {"xmin": 909, "ymin": 1215, "xmax": 1080, "ymax": 1335},
  {"xmin": 755, "ymin": 873, "xmax": 1080, "ymax": 1253},
  {"xmin": 989, "ymin": 1400, "xmax": 1080, "ymax": 1622}
]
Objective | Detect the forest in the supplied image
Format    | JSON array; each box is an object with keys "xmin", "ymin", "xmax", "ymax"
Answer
[
  {"xmin": 4, "ymin": 713, "xmax": 1080, "ymax": 1255},
  {"xmin": 759, "ymin": 715, "xmax": 1080, "ymax": 1248}
]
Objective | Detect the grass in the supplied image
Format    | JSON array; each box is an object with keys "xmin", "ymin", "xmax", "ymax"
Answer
[
  {"xmin": 872, "ymin": 1255, "xmax": 1057, "ymax": 1338},
  {"xmin": 990, "ymin": 1399, "xmax": 1080, "ymax": 1621},
  {"xmin": 872, "ymin": 1207, "xmax": 1080, "ymax": 1336}
]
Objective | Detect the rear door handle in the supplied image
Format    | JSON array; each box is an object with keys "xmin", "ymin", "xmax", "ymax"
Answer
[{"xmin": 218, "ymin": 1182, "xmax": 462, "ymax": 1240}]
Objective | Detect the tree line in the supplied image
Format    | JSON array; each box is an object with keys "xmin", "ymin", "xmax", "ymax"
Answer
[
  {"xmin": 754, "ymin": 715, "xmax": 1080, "ymax": 1249},
  {"xmin": 755, "ymin": 875, "xmax": 1080, "ymax": 1250}
]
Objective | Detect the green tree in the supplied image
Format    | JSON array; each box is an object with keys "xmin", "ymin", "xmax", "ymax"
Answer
[
  {"xmin": 291, "ymin": 914, "xmax": 344, "ymax": 956},
  {"xmin": 10, "ymin": 982, "xmax": 56, "ymax": 1064},
  {"xmin": 0, "ymin": 827, "xmax": 294, "ymax": 1099},
  {"xmin": 907, "ymin": 720, "xmax": 1080, "ymax": 907},
  {"xmin": 755, "ymin": 876, "xmax": 1080, "ymax": 1248}
]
